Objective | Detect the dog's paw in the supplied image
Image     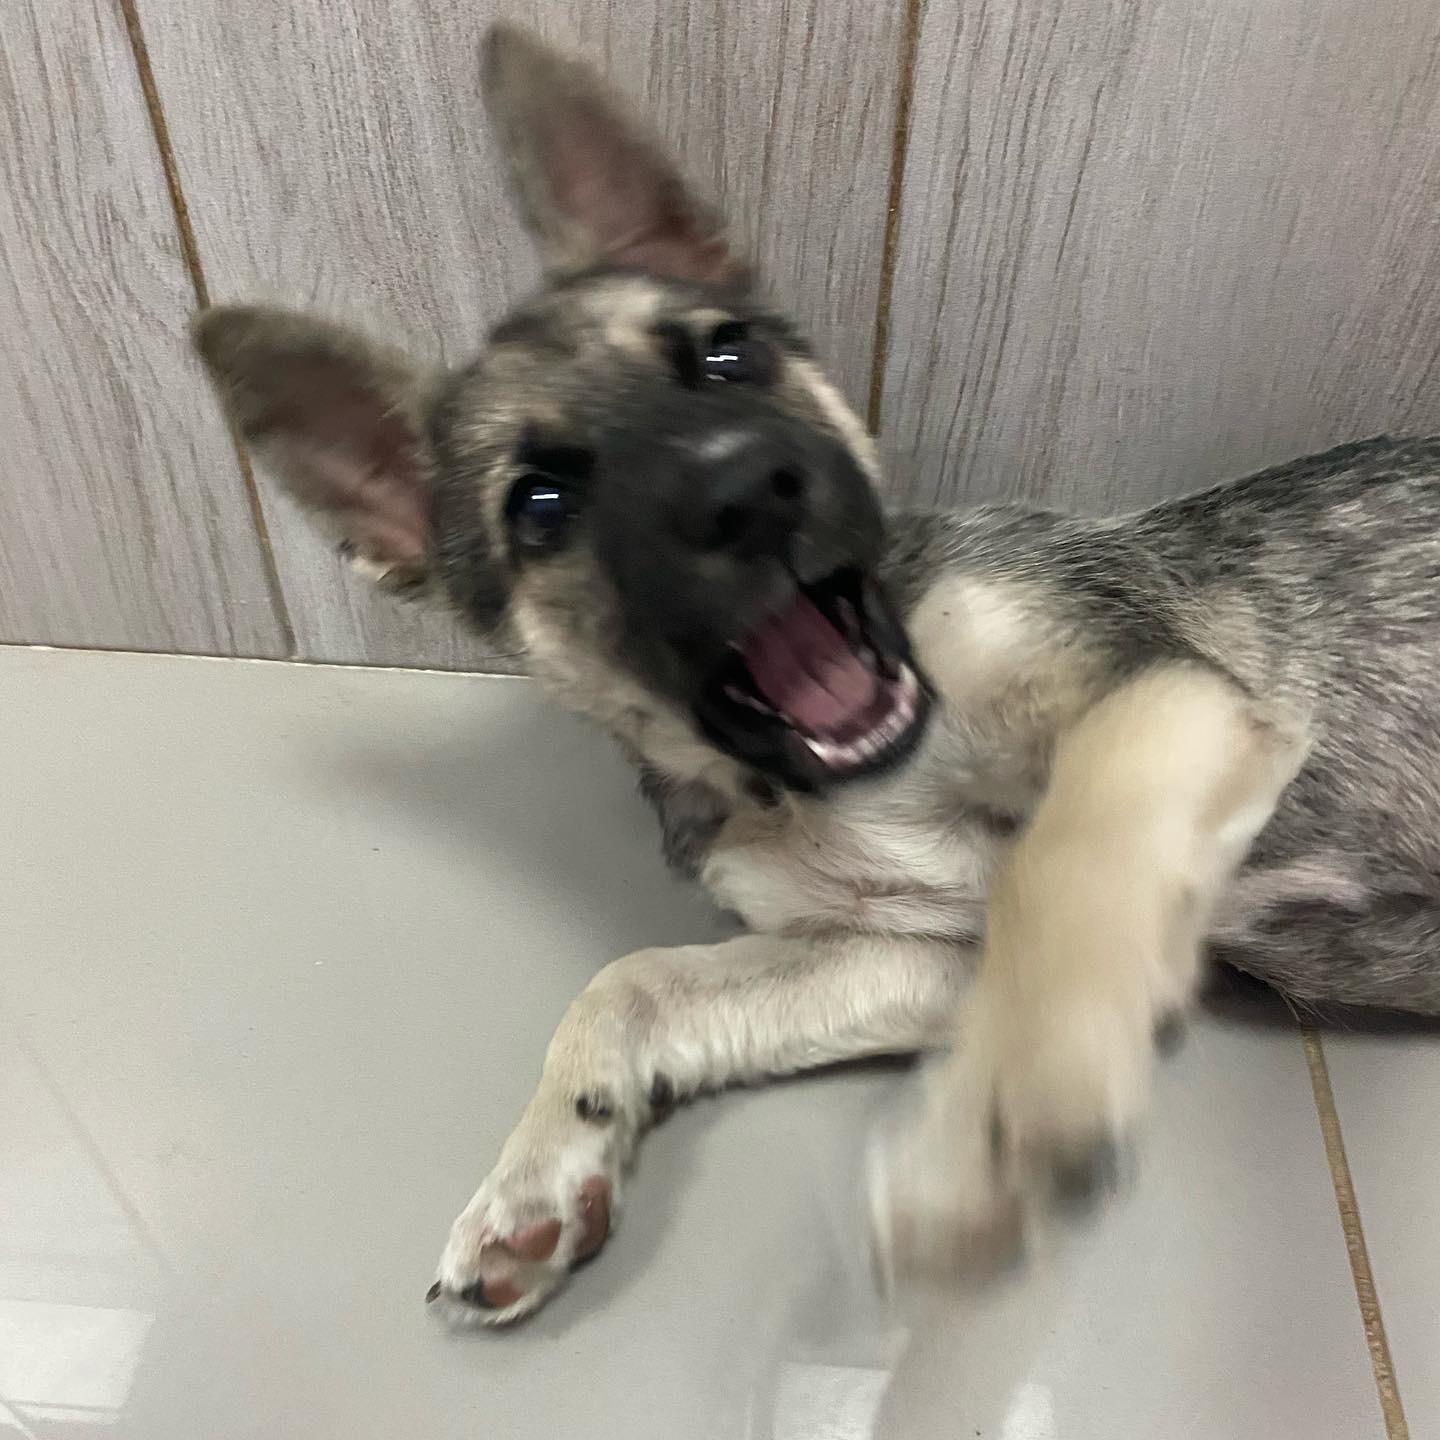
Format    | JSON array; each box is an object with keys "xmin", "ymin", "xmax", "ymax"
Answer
[
  {"xmin": 870, "ymin": 996, "xmax": 1150, "ymax": 1288},
  {"xmin": 868, "ymin": 1061, "xmax": 1023, "ymax": 1292},
  {"xmin": 429, "ymin": 1109, "xmax": 623, "ymax": 1325}
]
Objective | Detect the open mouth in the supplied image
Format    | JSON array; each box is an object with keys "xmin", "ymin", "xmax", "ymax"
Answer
[{"xmin": 699, "ymin": 568, "xmax": 930, "ymax": 784}]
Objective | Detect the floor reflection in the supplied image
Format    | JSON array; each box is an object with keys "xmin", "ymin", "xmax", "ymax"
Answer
[{"xmin": 0, "ymin": 1302, "xmax": 153, "ymax": 1428}]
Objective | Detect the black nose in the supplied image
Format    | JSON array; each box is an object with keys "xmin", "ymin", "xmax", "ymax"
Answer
[{"xmin": 676, "ymin": 428, "xmax": 806, "ymax": 556}]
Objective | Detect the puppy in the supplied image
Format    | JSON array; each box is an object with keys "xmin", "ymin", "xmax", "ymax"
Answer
[{"xmin": 194, "ymin": 25, "xmax": 1440, "ymax": 1323}]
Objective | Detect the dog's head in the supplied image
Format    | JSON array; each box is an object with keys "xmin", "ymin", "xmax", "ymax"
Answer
[{"xmin": 195, "ymin": 26, "xmax": 930, "ymax": 793}]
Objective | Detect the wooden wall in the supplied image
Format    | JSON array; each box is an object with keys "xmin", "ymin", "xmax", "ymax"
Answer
[
  {"xmin": 0, "ymin": 0, "xmax": 288, "ymax": 656},
  {"xmin": 878, "ymin": 0, "xmax": 1440, "ymax": 513},
  {"xmin": 4, "ymin": 1, "xmax": 1439, "ymax": 668}
]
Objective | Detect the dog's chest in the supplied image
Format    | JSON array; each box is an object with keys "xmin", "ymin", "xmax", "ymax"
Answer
[
  {"xmin": 699, "ymin": 779, "xmax": 1000, "ymax": 940},
  {"xmin": 688, "ymin": 578, "xmax": 1074, "ymax": 940}
]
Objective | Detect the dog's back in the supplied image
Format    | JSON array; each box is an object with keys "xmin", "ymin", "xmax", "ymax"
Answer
[
  {"xmin": 1158, "ymin": 436, "xmax": 1440, "ymax": 1007},
  {"xmin": 885, "ymin": 435, "xmax": 1440, "ymax": 1011}
]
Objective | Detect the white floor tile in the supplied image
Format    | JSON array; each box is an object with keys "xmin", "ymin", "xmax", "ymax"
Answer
[{"xmin": 0, "ymin": 648, "xmax": 1385, "ymax": 1438}]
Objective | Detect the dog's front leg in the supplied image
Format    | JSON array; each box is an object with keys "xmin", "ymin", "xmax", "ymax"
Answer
[
  {"xmin": 874, "ymin": 663, "xmax": 1308, "ymax": 1279},
  {"xmin": 433, "ymin": 931, "xmax": 967, "ymax": 1322}
]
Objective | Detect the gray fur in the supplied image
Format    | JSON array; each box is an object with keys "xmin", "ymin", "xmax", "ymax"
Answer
[
  {"xmin": 633, "ymin": 762, "xmax": 731, "ymax": 880},
  {"xmin": 883, "ymin": 435, "xmax": 1440, "ymax": 1012}
]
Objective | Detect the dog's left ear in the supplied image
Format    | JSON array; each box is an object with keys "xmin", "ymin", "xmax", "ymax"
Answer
[
  {"xmin": 481, "ymin": 24, "xmax": 748, "ymax": 289},
  {"xmin": 192, "ymin": 305, "xmax": 435, "ymax": 594}
]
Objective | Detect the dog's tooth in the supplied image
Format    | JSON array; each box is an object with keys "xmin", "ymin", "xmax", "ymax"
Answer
[
  {"xmin": 803, "ymin": 732, "xmax": 838, "ymax": 764},
  {"xmin": 874, "ymin": 700, "xmax": 900, "ymax": 744},
  {"xmin": 724, "ymin": 682, "xmax": 779, "ymax": 717}
]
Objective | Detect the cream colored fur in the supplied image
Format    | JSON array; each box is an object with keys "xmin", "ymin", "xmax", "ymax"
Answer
[
  {"xmin": 437, "ymin": 933, "xmax": 967, "ymax": 1319},
  {"xmin": 873, "ymin": 664, "xmax": 1307, "ymax": 1278},
  {"xmin": 440, "ymin": 583, "xmax": 1309, "ymax": 1318}
]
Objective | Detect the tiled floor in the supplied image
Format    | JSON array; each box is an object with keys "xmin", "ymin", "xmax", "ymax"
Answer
[
  {"xmin": 1324, "ymin": 1032, "xmax": 1440, "ymax": 1440},
  {"xmin": 1, "ymin": 646, "xmax": 1432, "ymax": 1439}
]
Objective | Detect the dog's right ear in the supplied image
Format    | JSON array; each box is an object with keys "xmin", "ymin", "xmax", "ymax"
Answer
[
  {"xmin": 192, "ymin": 306, "xmax": 435, "ymax": 593},
  {"xmin": 481, "ymin": 24, "xmax": 747, "ymax": 289}
]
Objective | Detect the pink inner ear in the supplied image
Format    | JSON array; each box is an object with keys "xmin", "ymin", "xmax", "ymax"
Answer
[
  {"xmin": 261, "ymin": 362, "xmax": 432, "ymax": 567},
  {"xmin": 541, "ymin": 104, "xmax": 740, "ymax": 285},
  {"xmin": 618, "ymin": 231, "xmax": 738, "ymax": 286},
  {"xmin": 302, "ymin": 441, "xmax": 430, "ymax": 566}
]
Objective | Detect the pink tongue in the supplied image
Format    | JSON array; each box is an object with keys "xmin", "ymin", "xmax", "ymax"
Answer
[{"xmin": 739, "ymin": 592, "xmax": 878, "ymax": 735}]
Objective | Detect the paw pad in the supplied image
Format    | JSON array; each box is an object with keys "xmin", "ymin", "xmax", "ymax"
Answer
[
  {"xmin": 431, "ymin": 1173, "xmax": 614, "ymax": 1322},
  {"xmin": 648, "ymin": 1072, "xmax": 676, "ymax": 1116},
  {"xmin": 575, "ymin": 1090, "xmax": 615, "ymax": 1123}
]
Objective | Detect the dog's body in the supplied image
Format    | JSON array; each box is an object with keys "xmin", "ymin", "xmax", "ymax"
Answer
[
  {"xmin": 689, "ymin": 437, "xmax": 1440, "ymax": 1013},
  {"xmin": 193, "ymin": 28, "xmax": 1440, "ymax": 1323}
]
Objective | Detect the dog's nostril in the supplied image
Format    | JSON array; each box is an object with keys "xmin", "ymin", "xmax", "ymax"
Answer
[
  {"xmin": 771, "ymin": 468, "xmax": 802, "ymax": 501},
  {"xmin": 713, "ymin": 503, "xmax": 749, "ymax": 546}
]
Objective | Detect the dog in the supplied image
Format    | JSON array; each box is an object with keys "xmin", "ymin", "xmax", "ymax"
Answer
[{"xmin": 194, "ymin": 25, "xmax": 1440, "ymax": 1324}]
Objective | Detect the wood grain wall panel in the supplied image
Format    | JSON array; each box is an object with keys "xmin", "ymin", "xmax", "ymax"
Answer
[
  {"xmin": 0, "ymin": 0, "xmax": 287, "ymax": 655},
  {"xmin": 879, "ymin": 0, "xmax": 1440, "ymax": 514},
  {"xmin": 138, "ymin": 0, "xmax": 905, "ymax": 669}
]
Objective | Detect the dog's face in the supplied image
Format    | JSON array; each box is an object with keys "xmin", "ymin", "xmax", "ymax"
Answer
[{"xmin": 195, "ymin": 26, "xmax": 930, "ymax": 792}]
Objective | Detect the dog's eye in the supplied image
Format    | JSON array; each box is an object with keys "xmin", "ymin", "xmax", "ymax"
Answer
[
  {"xmin": 701, "ymin": 323, "xmax": 775, "ymax": 385},
  {"xmin": 506, "ymin": 474, "xmax": 575, "ymax": 551}
]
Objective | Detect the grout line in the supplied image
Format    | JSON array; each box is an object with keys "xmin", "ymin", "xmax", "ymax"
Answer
[
  {"xmin": 0, "ymin": 639, "xmax": 528, "ymax": 679},
  {"xmin": 19, "ymin": 1036, "xmax": 174, "ymax": 1276},
  {"xmin": 1301, "ymin": 1026, "xmax": 1410, "ymax": 1440},
  {"xmin": 864, "ymin": 0, "xmax": 925, "ymax": 437},
  {"xmin": 116, "ymin": 0, "xmax": 299, "ymax": 658},
  {"xmin": 0, "ymin": 1392, "xmax": 41, "ymax": 1440},
  {"xmin": 115, "ymin": 0, "xmax": 209, "ymax": 309}
]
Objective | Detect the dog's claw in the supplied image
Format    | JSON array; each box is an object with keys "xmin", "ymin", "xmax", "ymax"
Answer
[
  {"xmin": 1154, "ymin": 1012, "xmax": 1187, "ymax": 1056},
  {"xmin": 1047, "ymin": 1135, "xmax": 1124, "ymax": 1217},
  {"xmin": 425, "ymin": 1279, "xmax": 442, "ymax": 1304}
]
